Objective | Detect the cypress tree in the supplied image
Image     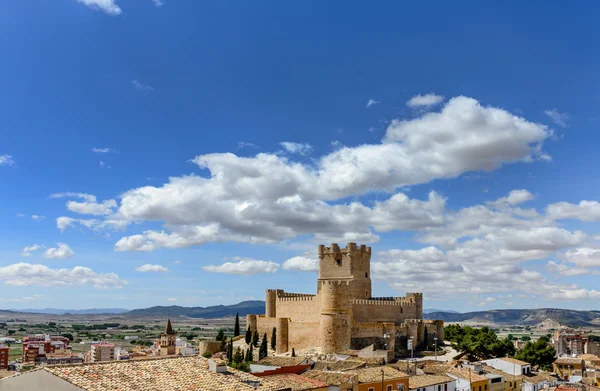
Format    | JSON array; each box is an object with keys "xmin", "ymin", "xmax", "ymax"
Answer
[
  {"xmin": 234, "ymin": 346, "xmax": 244, "ymax": 364},
  {"xmin": 220, "ymin": 338, "xmax": 226, "ymax": 352},
  {"xmin": 245, "ymin": 327, "xmax": 252, "ymax": 344},
  {"xmin": 234, "ymin": 313, "xmax": 240, "ymax": 337},
  {"xmin": 252, "ymin": 330, "xmax": 259, "ymax": 347},
  {"xmin": 271, "ymin": 327, "xmax": 276, "ymax": 351},
  {"xmin": 245, "ymin": 344, "xmax": 253, "ymax": 362},
  {"xmin": 259, "ymin": 334, "xmax": 268, "ymax": 360},
  {"xmin": 227, "ymin": 338, "xmax": 234, "ymax": 362},
  {"xmin": 291, "ymin": 348, "xmax": 296, "ymax": 357}
]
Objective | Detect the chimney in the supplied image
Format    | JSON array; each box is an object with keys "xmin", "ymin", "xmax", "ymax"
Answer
[{"xmin": 208, "ymin": 358, "xmax": 227, "ymax": 373}]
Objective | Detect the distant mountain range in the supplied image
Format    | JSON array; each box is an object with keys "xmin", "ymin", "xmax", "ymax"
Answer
[
  {"xmin": 423, "ymin": 308, "xmax": 459, "ymax": 314},
  {"xmin": 126, "ymin": 300, "xmax": 266, "ymax": 318},
  {"xmin": 424, "ymin": 308, "xmax": 600, "ymax": 327},
  {"xmin": 11, "ymin": 308, "xmax": 130, "ymax": 315}
]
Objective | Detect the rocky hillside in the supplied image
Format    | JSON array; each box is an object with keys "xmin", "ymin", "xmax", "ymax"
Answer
[
  {"xmin": 126, "ymin": 300, "xmax": 266, "ymax": 318},
  {"xmin": 424, "ymin": 308, "xmax": 600, "ymax": 327}
]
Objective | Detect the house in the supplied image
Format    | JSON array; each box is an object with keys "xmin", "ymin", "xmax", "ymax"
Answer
[
  {"xmin": 484, "ymin": 373, "xmax": 504, "ymax": 391},
  {"xmin": 480, "ymin": 365, "xmax": 521, "ymax": 391},
  {"xmin": 553, "ymin": 358, "xmax": 586, "ymax": 381},
  {"xmin": 518, "ymin": 372, "xmax": 557, "ymax": 391},
  {"xmin": 263, "ymin": 373, "xmax": 329, "ymax": 391},
  {"xmin": 448, "ymin": 367, "xmax": 489, "ymax": 391},
  {"xmin": 0, "ymin": 356, "xmax": 291, "ymax": 391},
  {"xmin": 345, "ymin": 366, "xmax": 410, "ymax": 391},
  {"xmin": 302, "ymin": 369, "xmax": 357, "ymax": 390},
  {"xmin": 252, "ymin": 356, "xmax": 315, "ymax": 375},
  {"xmin": 409, "ymin": 375, "xmax": 457, "ymax": 391},
  {"xmin": 481, "ymin": 358, "xmax": 531, "ymax": 376}
]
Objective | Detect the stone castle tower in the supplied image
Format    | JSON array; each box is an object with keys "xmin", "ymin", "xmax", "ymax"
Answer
[
  {"xmin": 249, "ymin": 243, "xmax": 443, "ymax": 358},
  {"xmin": 160, "ymin": 318, "xmax": 177, "ymax": 356}
]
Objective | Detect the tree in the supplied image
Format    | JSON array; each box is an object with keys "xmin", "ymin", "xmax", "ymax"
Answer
[
  {"xmin": 234, "ymin": 313, "xmax": 240, "ymax": 337},
  {"xmin": 220, "ymin": 338, "xmax": 227, "ymax": 352},
  {"xmin": 259, "ymin": 333, "xmax": 268, "ymax": 360},
  {"xmin": 449, "ymin": 325, "xmax": 515, "ymax": 361},
  {"xmin": 245, "ymin": 344, "xmax": 253, "ymax": 362},
  {"xmin": 245, "ymin": 327, "xmax": 252, "ymax": 344},
  {"xmin": 227, "ymin": 338, "xmax": 234, "ymax": 362},
  {"xmin": 216, "ymin": 329, "xmax": 225, "ymax": 341},
  {"xmin": 61, "ymin": 333, "xmax": 74, "ymax": 341},
  {"xmin": 521, "ymin": 335, "xmax": 531, "ymax": 342},
  {"xmin": 252, "ymin": 331, "xmax": 259, "ymax": 347},
  {"xmin": 291, "ymin": 348, "xmax": 296, "ymax": 357},
  {"xmin": 515, "ymin": 339, "xmax": 556, "ymax": 371},
  {"xmin": 271, "ymin": 328, "xmax": 276, "ymax": 351},
  {"xmin": 507, "ymin": 334, "xmax": 514, "ymax": 341},
  {"xmin": 234, "ymin": 346, "xmax": 244, "ymax": 364}
]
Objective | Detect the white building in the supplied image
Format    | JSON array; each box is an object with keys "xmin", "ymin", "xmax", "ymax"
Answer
[
  {"xmin": 481, "ymin": 358, "xmax": 531, "ymax": 376},
  {"xmin": 410, "ymin": 375, "xmax": 457, "ymax": 391},
  {"xmin": 124, "ymin": 336, "xmax": 138, "ymax": 341},
  {"xmin": 520, "ymin": 374, "xmax": 557, "ymax": 391}
]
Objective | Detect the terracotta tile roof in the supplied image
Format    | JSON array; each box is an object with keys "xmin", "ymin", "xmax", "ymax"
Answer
[
  {"xmin": 312, "ymin": 359, "xmax": 366, "ymax": 371},
  {"xmin": 448, "ymin": 367, "xmax": 488, "ymax": 383},
  {"xmin": 265, "ymin": 374, "xmax": 328, "ymax": 391},
  {"xmin": 302, "ymin": 370, "xmax": 354, "ymax": 386},
  {"xmin": 554, "ymin": 358, "xmax": 584, "ymax": 365},
  {"xmin": 517, "ymin": 372, "xmax": 557, "ymax": 384},
  {"xmin": 500, "ymin": 357, "xmax": 529, "ymax": 366},
  {"xmin": 258, "ymin": 356, "xmax": 308, "ymax": 367},
  {"xmin": 422, "ymin": 363, "xmax": 454, "ymax": 375},
  {"xmin": 43, "ymin": 356, "xmax": 288, "ymax": 391},
  {"xmin": 409, "ymin": 375, "xmax": 455, "ymax": 389},
  {"xmin": 577, "ymin": 354, "xmax": 599, "ymax": 361},
  {"xmin": 346, "ymin": 366, "xmax": 408, "ymax": 383}
]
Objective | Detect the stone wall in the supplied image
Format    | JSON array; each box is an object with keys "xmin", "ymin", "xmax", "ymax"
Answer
[
  {"xmin": 287, "ymin": 321, "xmax": 320, "ymax": 351},
  {"xmin": 352, "ymin": 299, "xmax": 419, "ymax": 323},
  {"xmin": 198, "ymin": 340, "xmax": 222, "ymax": 356},
  {"xmin": 274, "ymin": 295, "xmax": 320, "ymax": 322}
]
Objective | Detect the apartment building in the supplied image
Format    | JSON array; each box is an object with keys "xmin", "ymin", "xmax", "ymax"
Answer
[
  {"xmin": 90, "ymin": 343, "xmax": 115, "ymax": 362},
  {"xmin": 0, "ymin": 345, "xmax": 8, "ymax": 369},
  {"xmin": 21, "ymin": 335, "xmax": 70, "ymax": 363}
]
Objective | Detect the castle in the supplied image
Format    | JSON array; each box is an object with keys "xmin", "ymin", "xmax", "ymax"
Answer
[{"xmin": 247, "ymin": 243, "xmax": 443, "ymax": 356}]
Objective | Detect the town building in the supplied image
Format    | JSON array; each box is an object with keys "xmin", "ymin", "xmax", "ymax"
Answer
[
  {"xmin": 553, "ymin": 358, "xmax": 586, "ymax": 382},
  {"xmin": 0, "ymin": 345, "xmax": 8, "ymax": 369},
  {"xmin": 479, "ymin": 365, "xmax": 521, "ymax": 391},
  {"xmin": 159, "ymin": 318, "xmax": 177, "ymax": 356},
  {"xmin": 248, "ymin": 243, "xmax": 444, "ymax": 356},
  {"xmin": 518, "ymin": 372, "xmax": 557, "ymax": 391},
  {"xmin": 262, "ymin": 373, "xmax": 329, "ymax": 391},
  {"xmin": 21, "ymin": 335, "xmax": 70, "ymax": 364},
  {"xmin": 552, "ymin": 331, "xmax": 599, "ymax": 357},
  {"xmin": 409, "ymin": 374, "xmax": 457, "ymax": 391},
  {"xmin": 90, "ymin": 343, "xmax": 115, "ymax": 362},
  {"xmin": 45, "ymin": 353, "xmax": 83, "ymax": 365},
  {"xmin": 481, "ymin": 358, "xmax": 531, "ymax": 376},
  {"xmin": 345, "ymin": 366, "xmax": 409, "ymax": 391},
  {"xmin": 302, "ymin": 370, "xmax": 356, "ymax": 390},
  {"xmin": 448, "ymin": 367, "xmax": 489, "ymax": 391},
  {"xmin": 0, "ymin": 356, "xmax": 289, "ymax": 391}
]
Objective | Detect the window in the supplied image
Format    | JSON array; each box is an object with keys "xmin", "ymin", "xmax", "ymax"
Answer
[
  {"xmin": 387, "ymin": 386, "xmax": 393, "ymax": 391},
  {"xmin": 438, "ymin": 385, "xmax": 442, "ymax": 391},
  {"xmin": 485, "ymin": 385, "xmax": 487, "ymax": 390},
  {"xmin": 479, "ymin": 386, "xmax": 482, "ymax": 391},
  {"xmin": 368, "ymin": 388, "xmax": 374, "ymax": 391},
  {"xmin": 445, "ymin": 384, "xmax": 448, "ymax": 391},
  {"xmin": 366, "ymin": 272, "xmax": 368, "ymax": 278}
]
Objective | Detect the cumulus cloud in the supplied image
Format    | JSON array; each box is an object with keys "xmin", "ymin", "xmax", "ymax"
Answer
[
  {"xmin": 0, "ymin": 295, "xmax": 43, "ymax": 303},
  {"xmin": 280, "ymin": 142, "xmax": 313, "ymax": 155},
  {"xmin": 91, "ymin": 147, "xmax": 113, "ymax": 153},
  {"xmin": 406, "ymin": 93, "xmax": 444, "ymax": 108},
  {"xmin": 0, "ymin": 154, "xmax": 15, "ymax": 167},
  {"xmin": 544, "ymin": 109, "xmax": 569, "ymax": 128},
  {"xmin": 546, "ymin": 261, "xmax": 592, "ymax": 276},
  {"xmin": 366, "ymin": 98, "xmax": 380, "ymax": 107},
  {"xmin": 22, "ymin": 244, "xmax": 43, "ymax": 257},
  {"xmin": 51, "ymin": 192, "xmax": 117, "ymax": 216},
  {"xmin": 281, "ymin": 256, "xmax": 319, "ymax": 272},
  {"xmin": 43, "ymin": 243, "xmax": 75, "ymax": 260},
  {"xmin": 167, "ymin": 297, "xmax": 177, "ymax": 302},
  {"xmin": 546, "ymin": 200, "xmax": 600, "ymax": 221},
  {"xmin": 132, "ymin": 80, "xmax": 154, "ymax": 92},
  {"xmin": 0, "ymin": 263, "xmax": 126, "ymax": 288},
  {"xmin": 488, "ymin": 189, "xmax": 535, "ymax": 208},
  {"xmin": 202, "ymin": 257, "xmax": 280, "ymax": 275},
  {"xmin": 31, "ymin": 215, "xmax": 46, "ymax": 221},
  {"xmin": 135, "ymin": 264, "xmax": 168, "ymax": 273},
  {"xmin": 76, "ymin": 0, "xmax": 122, "ymax": 15},
  {"xmin": 548, "ymin": 289, "xmax": 600, "ymax": 300},
  {"xmin": 561, "ymin": 248, "xmax": 600, "ymax": 268}
]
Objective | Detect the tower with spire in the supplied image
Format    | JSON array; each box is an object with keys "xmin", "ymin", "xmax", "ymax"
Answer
[{"xmin": 160, "ymin": 318, "xmax": 177, "ymax": 356}]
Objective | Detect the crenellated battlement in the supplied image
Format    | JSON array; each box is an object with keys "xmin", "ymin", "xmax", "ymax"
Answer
[
  {"xmin": 352, "ymin": 299, "xmax": 407, "ymax": 306},
  {"xmin": 278, "ymin": 292, "xmax": 316, "ymax": 298},
  {"xmin": 278, "ymin": 296, "xmax": 316, "ymax": 302},
  {"xmin": 318, "ymin": 242, "xmax": 371, "ymax": 259}
]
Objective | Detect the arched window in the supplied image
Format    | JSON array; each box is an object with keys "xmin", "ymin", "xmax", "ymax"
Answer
[{"xmin": 365, "ymin": 272, "xmax": 368, "ymax": 278}]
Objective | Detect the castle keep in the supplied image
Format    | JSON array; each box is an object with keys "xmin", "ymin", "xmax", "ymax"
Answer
[{"xmin": 247, "ymin": 243, "xmax": 444, "ymax": 356}]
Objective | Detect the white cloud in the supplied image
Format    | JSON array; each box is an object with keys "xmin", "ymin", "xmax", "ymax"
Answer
[
  {"xmin": 43, "ymin": 243, "xmax": 75, "ymax": 260},
  {"xmin": 406, "ymin": 93, "xmax": 444, "ymax": 108},
  {"xmin": 504, "ymin": 301, "xmax": 514, "ymax": 306},
  {"xmin": 366, "ymin": 98, "xmax": 380, "ymax": 108},
  {"xmin": 99, "ymin": 161, "xmax": 111, "ymax": 169},
  {"xmin": 76, "ymin": 0, "xmax": 122, "ymax": 15},
  {"xmin": 16, "ymin": 213, "xmax": 25, "ymax": 217},
  {"xmin": 135, "ymin": 264, "xmax": 168, "ymax": 273},
  {"xmin": 22, "ymin": 244, "xmax": 43, "ymax": 257},
  {"xmin": 544, "ymin": 109, "xmax": 569, "ymax": 128},
  {"xmin": 56, "ymin": 216, "xmax": 128, "ymax": 233},
  {"xmin": 485, "ymin": 297, "xmax": 496, "ymax": 302},
  {"xmin": 132, "ymin": 80, "xmax": 154, "ymax": 92},
  {"xmin": 237, "ymin": 141, "xmax": 258, "ymax": 149},
  {"xmin": 546, "ymin": 261, "xmax": 593, "ymax": 276},
  {"xmin": 0, "ymin": 263, "xmax": 126, "ymax": 288},
  {"xmin": 173, "ymin": 260, "xmax": 181, "ymax": 264},
  {"xmin": 488, "ymin": 189, "xmax": 535, "ymax": 208},
  {"xmin": 281, "ymin": 256, "xmax": 319, "ymax": 272},
  {"xmin": 51, "ymin": 192, "xmax": 117, "ymax": 216},
  {"xmin": 548, "ymin": 289, "xmax": 600, "ymax": 300},
  {"xmin": 202, "ymin": 257, "xmax": 280, "ymax": 275},
  {"xmin": 0, "ymin": 154, "xmax": 15, "ymax": 167},
  {"xmin": 31, "ymin": 215, "xmax": 46, "ymax": 221},
  {"xmin": 91, "ymin": 147, "xmax": 112, "ymax": 153},
  {"xmin": 546, "ymin": 200, "xmax": 600, "ymax": 221},
  {"xmin": 152, "ymin": 0, "xmax": 164, "ymax": 6},
  {"xmin": 280, "ymin": 142, "xmax": 313, "ymax": 155},
  {"xmin": 0, "ymin": 295, "xmax": 43, "ymax": 303},
  {"xmin": 561, "ymin": 248, "xmax": 600, "ymax": 268},
  {"xmin": 167, "ymin": 297, "xmax": 177, "ymax": 302}
]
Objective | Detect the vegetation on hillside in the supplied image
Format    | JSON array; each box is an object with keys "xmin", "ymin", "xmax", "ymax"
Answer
[{"xmin": 444, "ymin": 324, "xmax": 515, "ymax": 360}]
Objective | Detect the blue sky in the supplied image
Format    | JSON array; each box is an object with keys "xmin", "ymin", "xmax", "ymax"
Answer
[{"xmin": 1, "ymin": 0, "xmax": 599, "ymax": 311}]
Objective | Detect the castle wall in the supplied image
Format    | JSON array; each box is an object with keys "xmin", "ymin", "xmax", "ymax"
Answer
[
  {"xmin": 255, "ymin": 316, "xmax": 277, "ymax": 339},
  {"xmin": 274, "ymin": 295, "xmax": 320, "ymax": 323},
  {"xmin": 287, "ymin": 321, "xmax": 320, "ymax": 351},
  {"xmin": 320, "ymin": 279, "xmax": 352, "ymax": 354},
  {"xmin": 276, "ymin": 318, "xmax": 289, "ymax": 354},
  {"xmin": 351, "ymin": 298, "xmax": 419, "ymax": 323}
]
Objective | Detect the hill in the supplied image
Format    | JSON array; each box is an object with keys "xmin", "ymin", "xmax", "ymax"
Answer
[
  {"xmin": 424, "ymin": 308, "xmax": 600, "ymax": 327},
  {"xmin": 126, "ymin": 300, "xmax": 266, "ymax": 318}
]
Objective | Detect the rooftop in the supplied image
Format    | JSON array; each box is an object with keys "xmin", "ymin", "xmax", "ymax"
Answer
[
  {"xmin": 448, "ymin": 367, "xmax": 488, "ymax": 383},
  {"xmin": 3, "ymin": 356, "xmax": 289, "ymax": 391},
  {"xmin": 554, "ymin": 358, "xmax": 584, "ymax": 365},
  {"xmin": 264, "ymin": 374, "xmax": 328, "ymax": 391},
  {"xmin": 302, "ymin": 370, "xmax": 354, "ymax": 386},
  {"xmin": 409, "ymin": 375, "xmax": 455, "ymax": 389},
  {"xmin": 346, "ymin": 366, "xmax": 408, "ymax": 383},
  {"xmin": 499, "ymin": 357, "xmax": 530, "ymax": 366},
  {"xmin": 257, "ymin": 356, "xmax": 309, "ymax": 367},
  {"xmin": 312, "ymin": 359, "xmax": 365, "ymax": 371}
]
